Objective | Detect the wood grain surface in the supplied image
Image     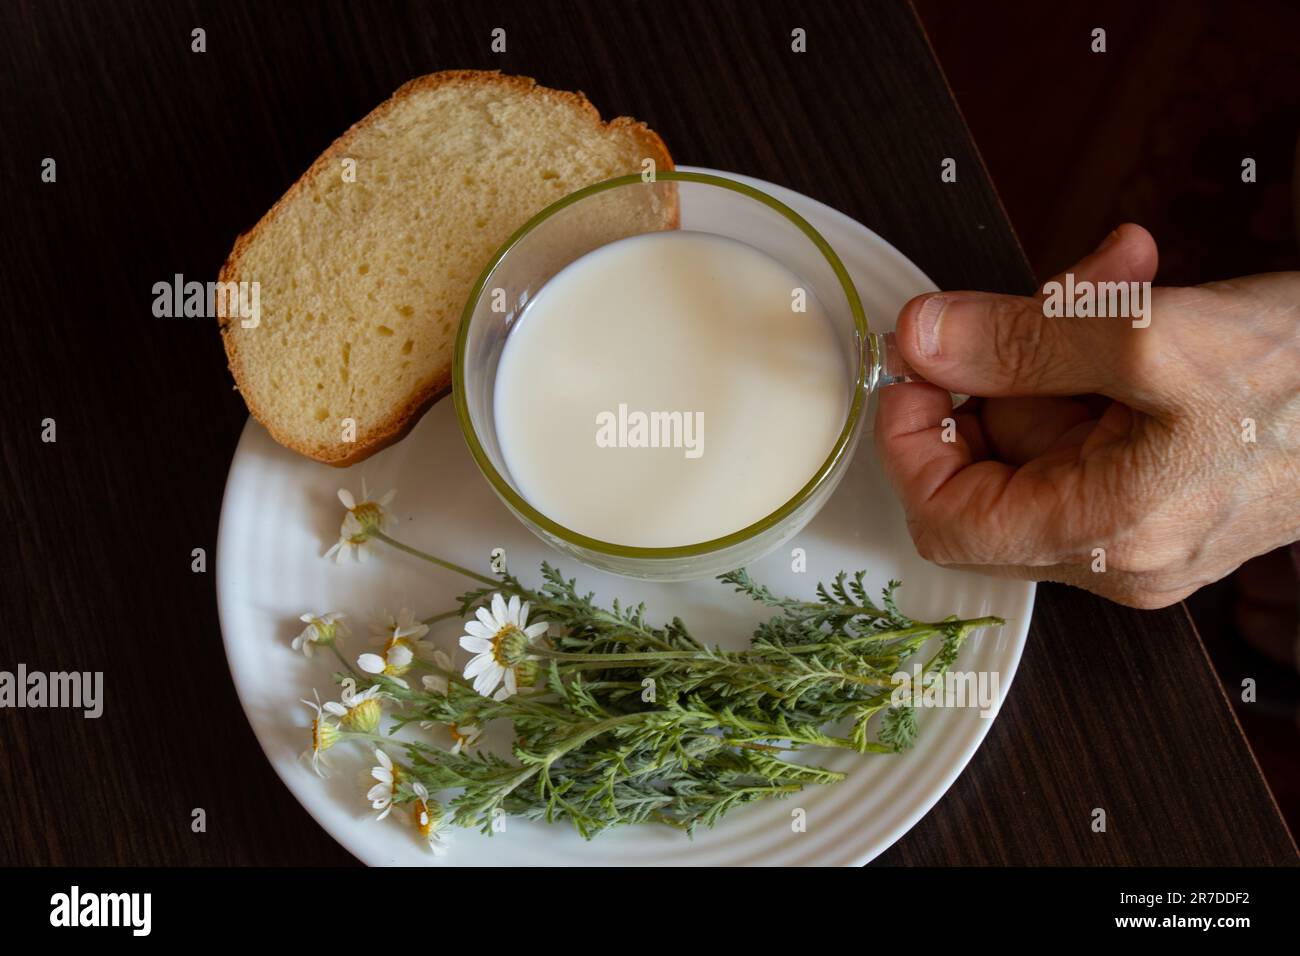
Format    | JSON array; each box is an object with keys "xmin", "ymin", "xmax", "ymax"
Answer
[{"xmin": 0, "ymin": 0, "xmax": 1294, "ymax": 866}]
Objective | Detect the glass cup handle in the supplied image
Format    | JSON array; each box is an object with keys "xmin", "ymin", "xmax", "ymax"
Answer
[{"xmin": 868, "ymin": 331, "xmax": 924, "ymax": 389}]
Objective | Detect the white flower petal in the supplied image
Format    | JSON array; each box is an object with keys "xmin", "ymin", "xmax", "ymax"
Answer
[
  {"xmin": 422, "ymin": 674, "xmax": 448, "ymax": 694},
  {"xmin": 459, "ymin": 635, "xmax": 492, "ymax": 654},
  {"xmin": 338, "ymin": 488, "xmax": 356, "ymax": 510},
  {"xmin": 523, "ymin": 621, "xmax": 549, "ymax": 639},
  {"xmin": 475, "ymin": 606, "xmax": 498, "ymax": 630},
  {"xmin": 472, "ymin": 663, "xmax": 504, "ymax": 696},
  {"xmin": 463, "ymin": 620, "xmax": 493, "ymax": 640},
  {"xmin": 462, "ymin": 652, "xmax": 494, "ymax": 679},
  {"xmin": 490, "ymin": 593, "xmax": 507, "ymax": 625},
  {"xmin": 387, "ymin": 643, "xmax": 414, "ymax": 667},
  {"xmin": 506, "ymin": 594, "xmax": 521, "ymax": 626},
  {"xmin": 357, "ymin": 653, "xmax": 385, "ymax": 675}
]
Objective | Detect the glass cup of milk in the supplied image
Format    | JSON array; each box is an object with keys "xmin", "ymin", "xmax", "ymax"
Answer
[{"xmin": 454, "ymin": 171, "xmax": 917, "ymax": 581}]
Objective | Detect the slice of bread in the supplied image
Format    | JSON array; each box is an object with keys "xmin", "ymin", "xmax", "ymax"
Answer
[{"xmin": 219, "ymin": 70, "xmax": 675, "ymax": 466}]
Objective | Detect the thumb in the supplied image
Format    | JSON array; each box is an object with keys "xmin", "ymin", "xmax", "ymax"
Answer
[{"xmin": 896, "ymin": 223, "xmax": 1159, "ymax": 398}]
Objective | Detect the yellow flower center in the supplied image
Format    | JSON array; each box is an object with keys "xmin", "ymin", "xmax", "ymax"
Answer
[
  {"xmin": 384, "ymin": 637, "xmax": 414, "ymax": 676},
  {"xmin": 414, "ymin": 800, "xmax": 433, "ymax": 837},
  {"xmin": 514, "ymin": 659, "xmax": 540, "ymax": 687},
  {"xmin": 312, "ymin": 718, "xmax": 340, "ymax": 753},
  {"xmin": 344, "ymin": 698, "xmax": 382, "ymax": 734},
  {"xmin": 351, "ymin": 501, "xmax": 384, "ymax": 533},
  {"xmin": 491, "ymin": 625, "xmax": 527, "ymax": 666}
]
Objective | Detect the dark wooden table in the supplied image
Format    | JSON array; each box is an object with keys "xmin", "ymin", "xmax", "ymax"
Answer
[{"xmin": 1, "ymin": 0, "xmax": 1294, "ymax": 866}]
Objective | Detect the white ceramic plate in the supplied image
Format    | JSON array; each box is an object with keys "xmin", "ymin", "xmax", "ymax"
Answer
[{"xmin": 216, "ymin": 167, "xmax": 1033, "ymax": 866}]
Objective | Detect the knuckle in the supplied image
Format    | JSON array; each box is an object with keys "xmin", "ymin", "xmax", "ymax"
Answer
[
  {"xmin": 988, "ymin": 298, "xmax": 1047, "ymax": 391},
  {"xmin": 909, "ymin": 519, "xmax": 951, "ymax": 566},
  {"xmin": 1104, "ymin": 494, "xmax": 1206, "ymax": 575},
  {"xmin": 1102, "ymin": 532, "xmax": 1171, "ymax": 575},
  {"xmin": 1121, "ymin": 589, "xmax": 1173, "ymax": 610},
  {"xmin": 1116, "ymin": 582, "xmax": 1190, "ymax": 610}
]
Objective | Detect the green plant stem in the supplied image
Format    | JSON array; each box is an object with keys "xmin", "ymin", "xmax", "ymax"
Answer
[
  {"xmin": 371, "ymin": 531, "xmax": 498, "ymax": 586},
  {"xmin": 533, "ymin": 645, "xmax": 925, "ymax": 690},
  {"xmin": 330, "ymin": 643, "xmax": 358, "ymax": 677},
  {"xmin": 331, "ymin": 532, "xmax": 1007, "ymax": 838},
  {"xmin": 422, "ymin": 608, "xmax": 465, "ymax": 626},
  {"xmin": 456, "ymin": 711, "xmax": 656, "ymax": 823}
]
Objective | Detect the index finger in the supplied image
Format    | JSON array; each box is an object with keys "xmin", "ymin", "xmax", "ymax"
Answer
[{"xmin": 873, "ymin": 382, "xmax": 1086, "ymax": 567}]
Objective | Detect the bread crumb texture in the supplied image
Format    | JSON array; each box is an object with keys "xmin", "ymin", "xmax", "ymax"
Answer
[{"xmin": 219, "ymin": 71, "xmax": 674, "ymax": 465}]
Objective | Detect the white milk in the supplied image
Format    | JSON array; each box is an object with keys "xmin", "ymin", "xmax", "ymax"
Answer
[{"xmin": 493, "ymin": 230, "xmax": 848, "ymax": 547}]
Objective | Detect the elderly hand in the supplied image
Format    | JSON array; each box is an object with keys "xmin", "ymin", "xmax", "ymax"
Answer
[{"xmin": 874, "ymin": 223, "xmax": 1300, "ymax": 608}]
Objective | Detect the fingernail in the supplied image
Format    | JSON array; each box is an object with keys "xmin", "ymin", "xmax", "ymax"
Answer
[
  {"xmin": 915, "ymin": 295, "xmax": 946, "ymax": 358},
  {"xmin": 1095, "ymin": 228, "xmax": 1121, "ymax": 253}
]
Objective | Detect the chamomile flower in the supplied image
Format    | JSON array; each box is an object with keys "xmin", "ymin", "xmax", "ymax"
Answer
[
  {"xmin": 324, "ymin": 480, "xmax": 395, "ymax": 563},
  {"xmin": 379, "ymin": 608, "xmax": 431, "ymax": 644},
  {"xmin": 357, "ymin": 609, "xmax": 428, "ymax": 689},
  {"xmin": 322, "ymin": 678, "xmax": 385, "ymax": 734},
  {"xmin": 293, "ymin": 611, "xmax": 347, "ymax": 658},
  {"xmin": 460, "ymin": 593, "xmax": 549, "ymax": 700},
  {"xmin": 411, "ymin": 782, "xmax": 453, "ymax": 856},
  {"xmin": 420, "ymin": 648, "xmax": 456, "ymax": 696},
  {"xmin": 446, "ymin": 722, "xmax": 483, "ymax": 755},
  {"xmin": 493, "ymin": 659, "xmax": 541, "ymax": 701},
  {"xmin": 367, "ymin": 749, "xmax": 400, "ymax": 821},
  {"xmin": 301, "ymin": 689, "xmax": 341, "ymax": 778}
]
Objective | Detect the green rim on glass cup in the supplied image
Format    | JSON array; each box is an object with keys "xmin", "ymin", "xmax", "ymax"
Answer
[{"xmin": 452, "ymin": 170, "xmax": 919, "ymax": 579}]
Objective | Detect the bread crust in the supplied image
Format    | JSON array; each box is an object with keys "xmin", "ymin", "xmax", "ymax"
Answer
[{"xmin": 218, "ymin": 70, "xmax": 676, "ymax": 466}]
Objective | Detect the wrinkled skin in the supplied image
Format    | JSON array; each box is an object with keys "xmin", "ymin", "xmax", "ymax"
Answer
[{"xmin": 874, "ymin": 223, "xmax": 1300, "ymax": 609}]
